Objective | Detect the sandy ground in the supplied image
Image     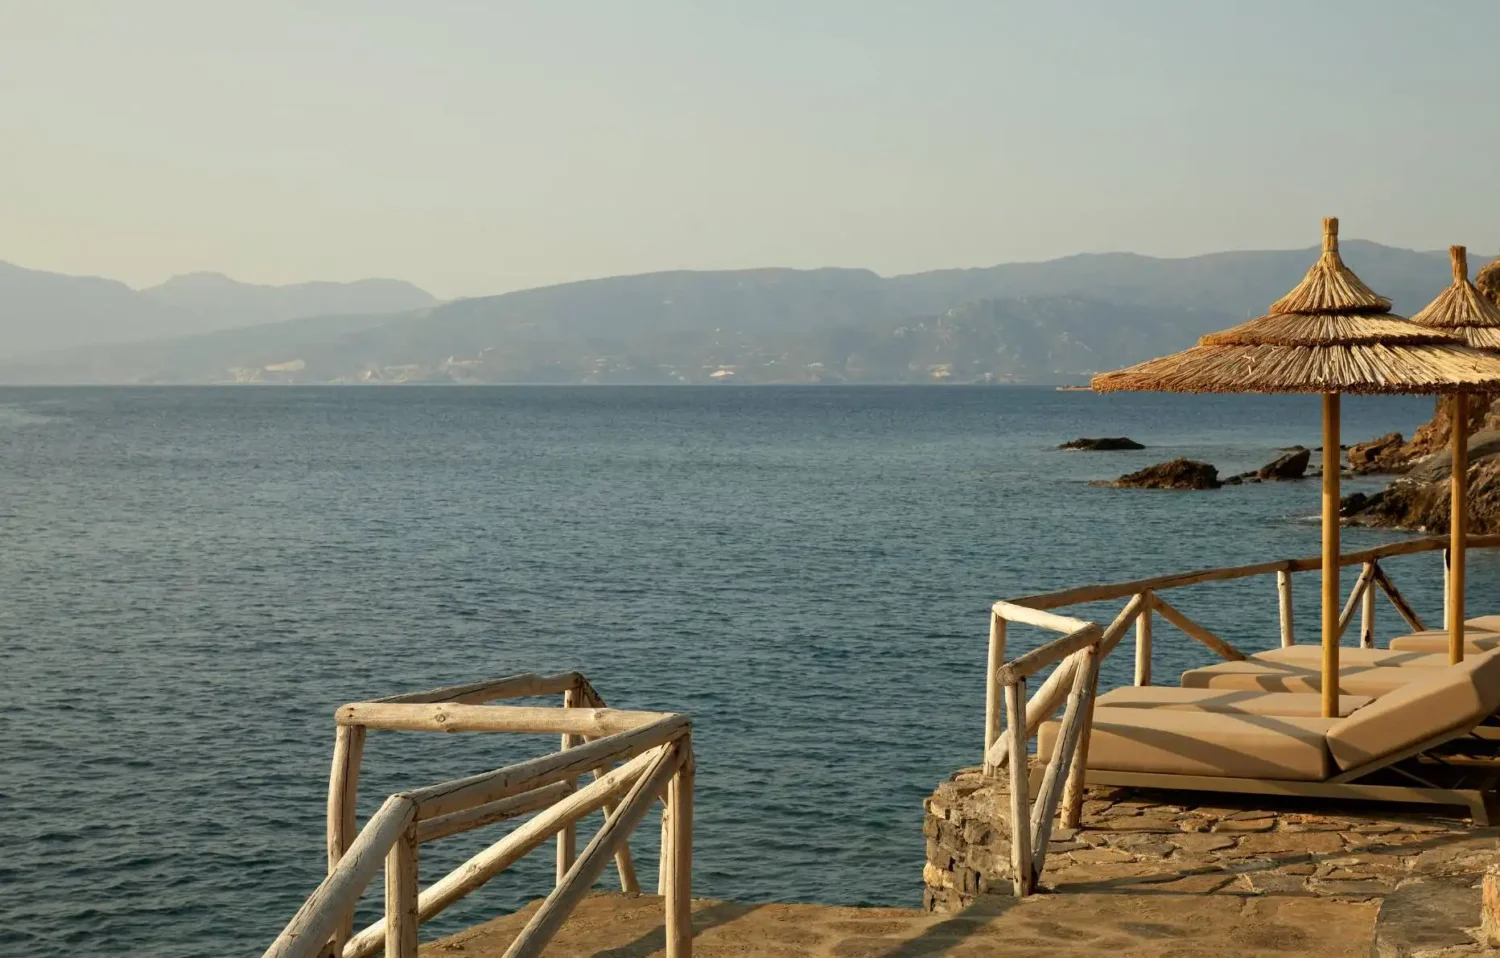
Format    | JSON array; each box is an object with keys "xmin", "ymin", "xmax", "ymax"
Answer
[{"xmin": 423, "ymin": 891, "xmax": 1379, "ymax": 958}]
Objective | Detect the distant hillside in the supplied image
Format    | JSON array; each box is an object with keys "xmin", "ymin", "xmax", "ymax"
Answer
[
  {"xmin": 0, "ymin": 262, "xmax": 436, "ymax": 357},
  {"xmin": 0, "ymin": 240, "xmax": 1489, "ymax": 384}
]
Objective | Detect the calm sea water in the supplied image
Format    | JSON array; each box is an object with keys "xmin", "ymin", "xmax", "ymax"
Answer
[{"xmin": 3, "ymin": 385, "xmax": 1495, "ymax": 956}]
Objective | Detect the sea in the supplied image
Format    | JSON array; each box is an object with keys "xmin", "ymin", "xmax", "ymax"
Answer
[{"xmin": 3, "ymin": 385, "xmax": 1496, "ymax": 956}]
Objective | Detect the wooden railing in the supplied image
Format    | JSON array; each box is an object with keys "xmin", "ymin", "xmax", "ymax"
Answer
[
  {"xmin": 981, "ymin": 533, "xmax": 1500, "ymax": 897},
  {"xmin": 262, "ymin": 672, "xmax": 695, "ymax": 958}
]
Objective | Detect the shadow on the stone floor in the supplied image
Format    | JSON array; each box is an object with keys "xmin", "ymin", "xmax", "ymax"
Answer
[
  {"xmin": 588, "ymin": 900, "xmax": 763, "ymax": 958},
  {"xmin": 871, "ymin": 896, "xmax": 1017, "ymax": 958},
  {"xmin": 1047, "ymin": 827, "xmax": 1499, "ymax": 897}
]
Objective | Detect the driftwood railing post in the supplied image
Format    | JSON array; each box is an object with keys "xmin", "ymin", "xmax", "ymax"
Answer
[
  {"xmin": 1029, "ymin": 646, "xmax": 1098, "ymax": 884},
  {"xmin": 1445, "ymin": 548, "xmax": 1453, "ymax": 633},
  {"xmin": 984, "ymin": 611, "xmax": 1006, "ymax": 771},
  {"xmin": 1060, "ymin": 657, "xmax": 1100, "ymax": 830},
  {"xmin": 1134, "ymin": 592, "xmax": 1153, "ymax": 686},
  {"xmin": 1004, "ymin": 677, "xmax": 1032, "ymax": 897},
  {"xmin": 385, "ymin": 822, "xmax": 419, "ymax": 958},
  {"xmin": 1278, "ymin": 569, "xmax": 1294, "ymax": 646},
  {"xmin": 1372, "ymin": 564, "xmax": 1426, "ymax": 632},
  {"xmin": 666, "ymin": 739, "xmax": 695, "ymax": 958},
  {"xmin": 557, "ymin": 688, "xmax": 582, "ymax": 886},
  {"xmin": 326, "ymin": 723, "xmax": 366, "ymax": 956},
  {"xmin": 1361, "ymin": 561, "xmax": 1377, "ymax": 649}
]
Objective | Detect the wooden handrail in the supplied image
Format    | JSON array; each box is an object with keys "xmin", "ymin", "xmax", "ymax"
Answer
[
  {"xmin": 1009, "ymin": 535, "xmax": 1500, "ymax": 611},
  {"xmin": 404, "ymin": 713, "xmax": 691, "ymax": 820},
  {"xmin": 371, "ymin": 671, "xmax": 584, "ymax": 705},
  {"xmin": 263, "ymin": 795, "xmax": 417, "ymax": 958},
  {"xmin": 990, "ymin": 602, "xmax": 1093, "ymax": 635},
  {"xmin": 336, "ymin": 702, "xmax": 675, "ymax": 736},
  {"xmin": 994, "ymin": 623, "xmax": 1102, "ymax": 686}
]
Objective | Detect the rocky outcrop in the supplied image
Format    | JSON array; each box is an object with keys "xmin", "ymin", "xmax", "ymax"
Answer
[
  {"xmin": 1343, "ymin": 456, "xmax": 1500, "ymax": 534},
  {"xmin": 1348, "ymin": 432, "xmax": 1407, "ymax": 474},
  {"xmin": 1256, "ymin": 447, "xmax": 1310, "ymax": 480},
  {"xmin": 1059, "ymin": 437, "xmax": 1144, "ymax": 450},
  {"xmin": 1096, "ymin": 458, "xmax": 1220, "ymax": 490},
  {"xmin": 1402, "ymin": 397, "xmax": 1494, "ymax": 461}
]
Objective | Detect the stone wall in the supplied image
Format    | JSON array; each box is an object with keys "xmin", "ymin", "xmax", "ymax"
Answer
[{"xmin": 924, "ymin": 766, "xmax": 1499, "ymax": 915}]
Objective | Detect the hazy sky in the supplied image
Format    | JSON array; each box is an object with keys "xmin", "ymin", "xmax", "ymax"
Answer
[{"xmin": 2, "ymin": 1, "xmax": 1497, "ymax": 299}]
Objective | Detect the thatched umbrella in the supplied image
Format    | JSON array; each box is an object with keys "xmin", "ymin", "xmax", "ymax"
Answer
[
  {"xmin": 1093, "ymin": 219, "xmax": 1500, "ymax": 717},
  {"xmin": 1409, "ymin": 246, "xmax": 1500, "ymax": 664}
]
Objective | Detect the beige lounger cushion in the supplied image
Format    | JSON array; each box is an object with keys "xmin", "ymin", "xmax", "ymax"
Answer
[
  {"xmin": 1039, "ymin": 708, "xmax": 1334, "ymax": 781},
  {"xmin": 1096, "ymin": 686, "xmax": 1370, "ymax": 717},
  {"xmin": 1252, "ymin": 647, "xmax": 1449, "ymax": 669},
  {"xmin": 1324, "ymin": 649, "xmax": 1500, "ymax": 771},
  {"xmin": 1180, "ymin": 661, "xmax": 1431, "ymax": 696},
  {"xmin": 1467, "ymin": 615, "xmax": 1500, "ymax": 632},
  {"xmin": 1389, "ymin": 629, "xmax": 1500, "ymax": 654}
]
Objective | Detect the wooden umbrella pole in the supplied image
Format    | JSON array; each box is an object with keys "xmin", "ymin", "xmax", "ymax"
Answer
[
  {"xmin": 1452, "ymin": 393, "xmax": 1469, "ymax": 664},
  {"xmin": 1321, "ymin": 393, "xmax": 1341, "ymax": 719}
]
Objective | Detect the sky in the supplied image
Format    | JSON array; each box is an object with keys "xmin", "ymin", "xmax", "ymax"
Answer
[{"xmin": 1, "ymin": 1, "xmax": 1498, "ymax": 299}]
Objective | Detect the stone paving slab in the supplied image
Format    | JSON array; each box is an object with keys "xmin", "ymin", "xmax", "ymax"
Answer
[
  {"xmin": 427, "ymin": 891, "xmax": 1379, "ymax": 957},
  {"xmin": 924, "ymin": 766, "xmax": 1500, "ymax": 912}
]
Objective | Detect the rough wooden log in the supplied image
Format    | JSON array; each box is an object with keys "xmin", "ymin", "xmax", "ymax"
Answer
[
  {"xmin": 1337, "ymin": 561, "xmax": 1375, "ymax": 639},
  {"xmin": 262, "ymin": 795, "xmax": 415, "ymax": 958},
  {"xmin": 1060, "ymin": 657, "xmax": 1101, "ymax": 830},
  {"xmin": 984, "ymin": 612, "xmax": 1006, "ymax": 769},
  {"xmin": 501, "ymin": 744, "xmax": 685, "ymax": 958},
  {"xmin": 985, "ymin": 594, "xmax": 1143, "ymax": 769},
  {"xmin": 1151, "ymin": 596, "xmax": 1247, "ymax": 661},
  {"xmin": 343, "ymin": 749, "xmax": 663, "ymax": 958},
  {"xmin": 385, "ymin": 825, "xmax": 419, "ymax": 958},
  {"xmin": 1483, "ymin": 864, "xmax": 1500, "ymax": 946},
  {"xmin": 1372, "ymin": 563, "xmax": 1426, "ymax": 633},
  {"xmin": 325, "ymin": 724, "xmax": 365, "ymax": 956},
  {"xmin": 416, "ymin": 782, "xmax": 572, "ymax": 844},
  {"xmin": 336, "ymin": 702, "xmax": 673, "ymax": 737},
  {"xmin": 991, "ymin": 602, "xmax": 1093, "ymax": 635},
  {"xmin": 1008, "ymin": 535, "xmax": 1500, "ymax": 611},
  {"xmin": 666, "ymin": 746, "xmax": 694, "ymax": 958},
  {"xmin": 371, "ymin": 672, "xmax": 582, "ymax": 705},
  {"xmin": 1030, "ymin": 647, "xmax": 1097, "ymax": 880},
  {"xmin": 1005, "ymin": 679, "xmax": 1032, "ymax": 897},
  {"xmin": 1134, "ymin": 593, "xmax": 1153, "ymax": 686},
  {"xmin": 557, "ymin": 689, "xmax": 581, "ymax": 887},
  {"xmin": 993, "ymin": 623, "xmax": 1102, "ymax": 686},
  {"xmin": 657, "ymin": 797, "xmax": 671, "ymax": 898},
  {"xmin": 1361, "ymin": 562, "xmax": 1377, "ymax": 649},
  {"xmin": 1278, "ymin": 569, "xmax": 1295, "ymax": 647},
  {"xmin": 404, "ymin": 713, "xmax": 690, "ymax": 820}
]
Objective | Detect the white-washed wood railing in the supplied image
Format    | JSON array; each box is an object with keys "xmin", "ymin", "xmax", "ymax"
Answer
[
  {"xmin": 981, "ymin": 533, "xmax": 1500, "ymax": 898},
  {"xmin": 262, "ymin": 671, "xmax": 695, "ymax": 958}
]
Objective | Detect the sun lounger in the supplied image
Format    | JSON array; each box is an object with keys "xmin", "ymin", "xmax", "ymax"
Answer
[
  {"xmin": 1179, "ymin": 660, "xmax": 1436, "ymax": 695},
  {"xmin": 1251, "ymin": 647, "xmax": 1450, "ymax": 668},
  {"xmin": 1389, "ymin": 628, "xmax": 1500, "ymax": 654},
  {"xmin": 1468, "ymin": 615, "xmax": 1500, "ymax": 632},
  {"xmin": 1040, "ymin": 649, "xmax": 1500, "ymax": 821},
  {"xmin": 1095, "ymin": 686, "xmax": 1370, "ymax": 717}
]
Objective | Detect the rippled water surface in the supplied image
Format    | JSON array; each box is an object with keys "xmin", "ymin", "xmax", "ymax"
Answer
[{"xmin": 3, "ymin": 385, "xmax": 1494, "ymax": 956}]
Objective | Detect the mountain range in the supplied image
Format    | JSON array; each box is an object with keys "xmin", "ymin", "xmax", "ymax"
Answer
[{"xmin": 0, "ymin": 241, "xmax": 1490, "ymax": 385}]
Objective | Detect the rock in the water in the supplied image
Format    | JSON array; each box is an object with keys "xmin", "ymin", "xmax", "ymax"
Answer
[
  {"xmin": 1256, "ymin": 447, "xmax": 1310, "ymax": 480},
  {"xmin": 1344, "ymin": 456, "xmax": 1500, "ymax": 533},
  {"xmin": 1097, "ymin": 458, "xmax": 1221, "ymax": 490},
  {"xmin": 1348, "ymin": 432, "xmax": 1407, "ymax": 474},
  {"xmin": 1060, "ymin": 436, "xmax": 1145, "ymax": 451},
  {"xmin": 1406, "ymin": 429, "xmax": 1500, "ymax": 482}
]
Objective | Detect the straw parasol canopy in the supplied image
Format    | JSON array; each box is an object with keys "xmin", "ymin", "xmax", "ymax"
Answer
[
  {"xmin": 1092, "ymin": 218, "xmax": 1500, "ymax": 717},
  {"xmin": 1410, "ymin": 246, "xmax": 1500, "ymax": 349},
  {"xmin": 1407, "ymin": 245, "xmax": 1500, "ymax": 670},
  {"xmin": 1093, "ymin": 222, "xmax": 1500, "ymax": 395}
]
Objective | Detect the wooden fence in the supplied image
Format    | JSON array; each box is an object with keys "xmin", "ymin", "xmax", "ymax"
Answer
[
  {"xmin": 261, "ymin": 671, "xmax": 694, "ymax": 958},
  {"xmin": 981, "ymin": 534, "xmax": 1500, "ymax": 897}
]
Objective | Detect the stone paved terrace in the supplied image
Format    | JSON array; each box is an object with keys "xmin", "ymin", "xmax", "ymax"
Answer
[
  {"xmin": 925, "ymin": 766, "xmax": 1500, "ymax": 955},
  {"xmin": 428, "ymin": 891, "xmax": 1381, "ymax": 957}
]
